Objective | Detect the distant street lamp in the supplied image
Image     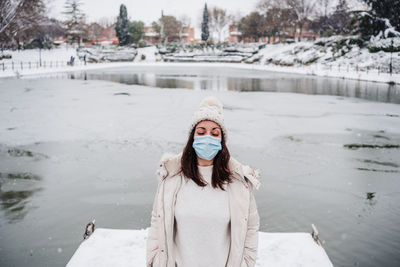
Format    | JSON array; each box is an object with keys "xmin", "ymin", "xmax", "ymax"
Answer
[
  {"xmin": 389, "ymin": 38, "xmax": 393, "ymax": 76},
  {"xmin": 39, "ymin": 39, "xmax": 43, "ymax": 67}
]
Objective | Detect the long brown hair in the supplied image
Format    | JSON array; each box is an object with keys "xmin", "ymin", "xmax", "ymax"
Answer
[{"xmin": 180, "ymin": 127, "xmax": 233, "ymax": 190}]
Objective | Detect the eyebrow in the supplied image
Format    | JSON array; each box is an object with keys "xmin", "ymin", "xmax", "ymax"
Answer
[{"xmin": 196, "ymin": 127, "xmax": 221, "ymax": 130}]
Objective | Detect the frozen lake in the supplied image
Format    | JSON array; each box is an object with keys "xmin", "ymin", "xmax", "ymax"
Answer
[
  {"xmin": 61, "ymin": 65, "xmax": 400, "ymax": 104},
  {"xmin": 0, "ymin": 67, "xmax": 400, "ymax": 267}
]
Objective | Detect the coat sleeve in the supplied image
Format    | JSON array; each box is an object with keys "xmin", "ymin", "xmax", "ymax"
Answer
[
  {"xmin": 146, "ymin": 176, "xmax": 163, "ymax": 267},
  {"xmin": 242, "ymin": 184, "xmax": 260, "ymax": 267}
]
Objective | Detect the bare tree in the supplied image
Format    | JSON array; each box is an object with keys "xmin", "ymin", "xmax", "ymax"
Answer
[
  {"xmin": 209, "ymin": 7, "xmax": 228, "ymax": 43},
  {"xmin": 285, "ymin": 0, "xmax": 316, "ymax": 41},
  {"xmin": 256, "ymin": 0, "xmax": 284, "ymax": 13},
  {"xmin": 0, "ymin": 0, "xmax": 46, "ymax": 46},
  {"xmin": 315, "ymin": 0, "xmax": 332, "ymax": 34},
  {"xmin": 86, "ymin": 22, "xmax": 104, "ymax": 43},
  {"xmin": 37, "ymin": 18, "xmax": 66, "ymax": 40},
  {"xmin": 179, "ymin": 14, "xmax": 191, "ymax": 27},
  {"xmin": 178, "ymin": 14, "xmax": 191, "ymax": 43},
  {"xmin": 98, "ymin": 17, "xmax": 113, "ymax": 28},
  {"xmin": 257, "ymin": 0, "xmax": 298, "ymax": 42},
  {"xmin": 238, "ymin": 11, "xmax": 264, "ymax": 41},
  {"xmin": 63, "ymin": 0, "xmax": 86, "ymax": 44}
]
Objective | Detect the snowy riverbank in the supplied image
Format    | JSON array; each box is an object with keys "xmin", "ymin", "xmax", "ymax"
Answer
[
  {"xmin": 0, "ymin": 42, "xmax": 399, "ymax": 84},
  {"xmin": 1, "ymin": 60, "xmax": 399, "ymax": 85}
]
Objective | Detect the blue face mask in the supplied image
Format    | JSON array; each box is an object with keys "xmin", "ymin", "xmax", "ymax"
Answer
[{"xmin": 192, "ymin": 135, "xmax": 222, "ymax": 161}]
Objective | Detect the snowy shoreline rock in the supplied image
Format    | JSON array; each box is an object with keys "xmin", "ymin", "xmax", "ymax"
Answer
[
  {"xmin": 0, "ymin": 38, "xmax": 399, "ymax": 84},
  {"xmin": 153, "ymin": 36, "xmax": 399, "ymax": 74},
  {"xmin": 77, "ymin": 47, "xmax": 138, "ymax": 63},
  {"xmin": 158, "ymin": 43, "xmax": 262, "ymax": 63}
]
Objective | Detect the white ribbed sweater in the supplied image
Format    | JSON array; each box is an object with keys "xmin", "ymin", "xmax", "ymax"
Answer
[{"xmin": 173, "ymin": 165, "xmax": 231, "ymax": 267}]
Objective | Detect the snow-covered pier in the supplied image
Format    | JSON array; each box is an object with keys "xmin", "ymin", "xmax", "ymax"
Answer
[{"xmin": 66, "ymin": 227, "xmax": 333, "ymax": 267}]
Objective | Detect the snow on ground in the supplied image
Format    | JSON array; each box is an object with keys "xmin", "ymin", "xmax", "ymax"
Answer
[
  {"xmin": 258, "ymin": 37, "xmax": 400, "ymax": 73},
  {"xmin": 66, "ymin": 228, "xmax": 333, "ymax": 267},
  {"xmin": 77, "ymin": 47, "xmax": 137, "ymax": 62},
  {"xmin": 0, "ymin": 59, "xmax": 399, "ymax": 85},
  {"xmin": 1, "ymin": 77, "xmax": 400, "ymax": 152},
  {"xmin": 1, "ymin": 44, "xmax": 80, "ymax": 65},
  {"xmin": 134, "ymin": 46, "xmax": 161, "ymax": 62},
  {"xmin": 161, "ymin": 44, "xmax": 260, "ymax": 63}
]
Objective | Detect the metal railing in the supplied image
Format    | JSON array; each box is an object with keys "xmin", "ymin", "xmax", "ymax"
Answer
[
  {"xmin": 1, "ymin": 59, "xmax": 398, "ymax": 77},
  {"xmin": 310, "ymin": 63, "xmax": 399, "ymax": 76},
  {"xmin": 1, "ymin": 60, "xmax": 88, "ymax": 71}
]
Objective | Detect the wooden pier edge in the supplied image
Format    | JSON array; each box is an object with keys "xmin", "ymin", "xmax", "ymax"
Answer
[
  {"xmin": 81, "ymin": 220, "xmax": 325, "ymax": 247},
  {"xmin": 311, "ymin": 223, "xmax": 323, "ymax": 246}
]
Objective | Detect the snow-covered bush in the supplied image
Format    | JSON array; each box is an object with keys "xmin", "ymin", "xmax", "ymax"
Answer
[
  {"xmin": 367, "ymin": 37, "xmax": 400, "ymax": 52},
  {"xmin": 157, "ymin": 43, "xmax": 262, "ymax": 63},
  {"xmin": 77, "ymin": 46, "xmax": 137, "ymax": 62}
]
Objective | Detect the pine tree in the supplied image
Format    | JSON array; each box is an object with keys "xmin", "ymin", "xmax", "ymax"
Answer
[
  {"xmin": 115, "ymin": 4, "xmax": 130, "ymax": 45},
  {"xmin": 201, "ymin": 3, "xmax": 209, "ymax": 42},
  {"xmin": 63, "ymin": 0, "xmax": 85, "ymax": 44},
  {"xmin": 129, "ymin": 21, "xmax": 144, "ymax": 45},
  {"xmin": 358, "ymin": 0, "xmax": 400, "ymax": 38}
]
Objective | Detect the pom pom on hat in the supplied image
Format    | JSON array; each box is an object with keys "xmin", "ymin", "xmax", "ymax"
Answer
[
  {"xmin": 188, "ymin": 96, "xmax": 228, "ymax": 141},
  {"xmin": 199, "ymin": 96, "xmax": 223, "ymax": 111}
]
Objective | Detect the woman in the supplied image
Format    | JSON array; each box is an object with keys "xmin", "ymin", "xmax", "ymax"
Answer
[{"xmin": 146, "ymin": 96, "xmax": 261, "ymax": 267}]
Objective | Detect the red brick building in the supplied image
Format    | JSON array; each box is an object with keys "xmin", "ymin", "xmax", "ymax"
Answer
[
  {"xmin": 228, "ymin": 25, "xmax": 242, "ymax": 43},
  {"xmin": 227, "ymin": 22, "xmax": 319, "ymax": 44},
  {"xmin": 179, "ymin": 26, "xmax": 195, "ymax": 44},
  {"xmin": 144, "ymin": 25, "xmax": 195, "ymax": 45},
  {"xmin": 144, "ymin": 26, "xmax": 160, "ymax": 45}
]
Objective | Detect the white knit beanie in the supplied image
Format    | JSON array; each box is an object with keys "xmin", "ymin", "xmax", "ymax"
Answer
[{"xmin": 188, "ymin": 96, "xmax": 228, "ymax": 141}]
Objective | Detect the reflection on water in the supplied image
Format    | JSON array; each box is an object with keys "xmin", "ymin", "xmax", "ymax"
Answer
[
  {"xmin": 0, "ymin": 172, "xmax": 42, "ymax": 223},
  {"xmin": 0, "ymin": 127, "xmax": 399, "ymax": 267},
  {"xmin": 366, "ymin": 192, "xmax": 376, "ymax": 200},
  {"xmin": 7, "ymin": 148, "xmax": 49, "ymax": 160},
  {"xmin": 1, "ymin": 75, "xmax": 400, "ymax": 266},
  {"xmin": 63, "ymin": 66, "xmax": 400, "ymax": 103}
]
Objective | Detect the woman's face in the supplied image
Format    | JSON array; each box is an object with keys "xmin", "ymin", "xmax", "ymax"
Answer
[{"xmin": 194, "ymin": 120, "xmax": 222, "ymax": 138}]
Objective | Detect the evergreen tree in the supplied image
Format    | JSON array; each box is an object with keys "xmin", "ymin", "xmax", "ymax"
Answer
[
  {"xmin": 358, "ymin": 0, "xmax": 400, "ymax": 38},
  {"xmin": 63, "ymin": 0, "xmax": 85, "ymax": 44},
  {"xmin": 115, "ymin": 4, "xmax": 130, "ymax": 45},
  {"xmin": 201, "ymin": 3, "xmax": 209, "ymax": 41},
  {"xmin": 129, "ymin": 21, "xmax": 145, "ymax": 45}
]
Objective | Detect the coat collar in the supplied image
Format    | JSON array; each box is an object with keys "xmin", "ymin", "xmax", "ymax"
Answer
[{"xmin": 156, "ymin": 152, "xmax": 261, "ymax": 190}]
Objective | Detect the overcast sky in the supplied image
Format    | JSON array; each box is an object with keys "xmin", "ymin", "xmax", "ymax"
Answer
[
  {"xmin": 48, "ymin": 0, "xmax": 260, "ymax": 27},
  {"xmin": 47, "ymin": 0, "xmax": 365, "ymax": 40}
]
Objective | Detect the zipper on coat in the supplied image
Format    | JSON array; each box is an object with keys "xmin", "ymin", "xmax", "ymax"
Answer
[
  {"xmin": 170, "ymin": 174, "xmax": 183, "ymax": 265},
  {"xmin": 164, "ymin": 174, "xmax": 183, "ymax": 266},
  {"xmin": 239, "ymin": 186, "xmax": 251, "ymax": 267},
  {"xmin": 161, "ymin": 179, "xmax": 168, "ymax": 266}
]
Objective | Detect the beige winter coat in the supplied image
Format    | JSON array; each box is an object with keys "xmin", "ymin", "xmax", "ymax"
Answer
[{"xmin": 146, "ymin": 152, "xmax": 261, "ymax": 267}]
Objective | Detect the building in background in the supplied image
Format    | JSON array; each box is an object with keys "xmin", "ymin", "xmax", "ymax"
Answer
[
  {"xmin": 228, "ymin": 25, "xmax": 242, "ymax": 43},
  {"xmin": 144, "ymin": 26, "xmax": 160, "ymax": 45},
  {"xmin": 227, "ymin": 22, "xmax": 319, "ymax": 44},
  {"xmin": 144, "ymin": 25, "xmax": 194, "ymax": 45},
  {"xmin": 179, "ymin": 26, "xmax": 195, "ymax": 44}
]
